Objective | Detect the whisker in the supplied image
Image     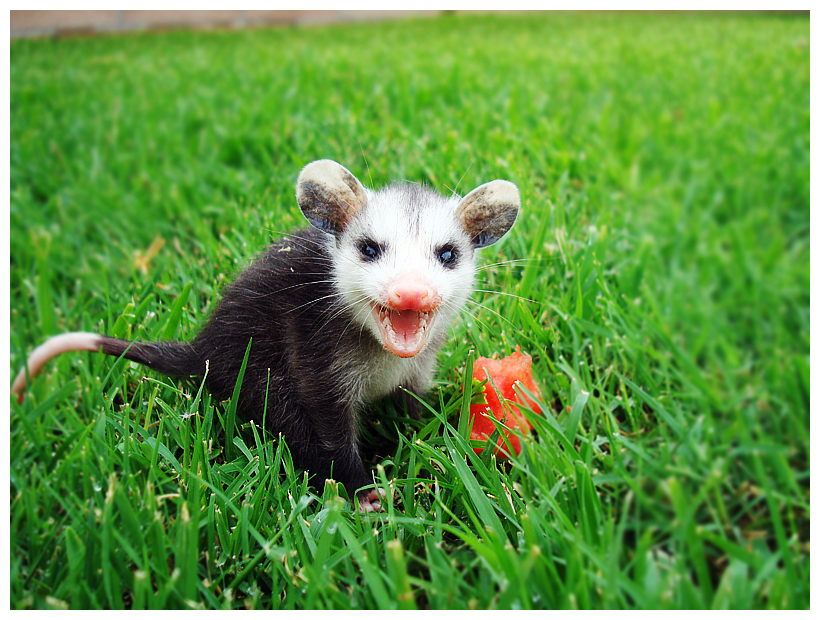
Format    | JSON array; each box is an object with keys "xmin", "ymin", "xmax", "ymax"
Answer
[
  {"xmin": 465, "ymin": 298, "xmax": 524, "ymax": 334},
  {"xmin": 445, "ymin": 158, "xmax": 475, "ymax": 199},
  {"xmin": 476, "ymin": 257, "xmax": 549, "ymax": 271},
  {"xmin": 238, "ymin": 279, "xmax": 338, "ymax": 301},
  {"xmin": 284, "ymin": 292, "xmax": 343, "ymax": 316},
  {"xmin": 472, "ymin": 289, "xmax": 540, "ymax": 305},
  {"xmin": 305, "ymin": 291, "xmax": 373, "ymax": 349},
  {"xmin": 459, "ymin": 305, "xmax": 506, "ymax": 339},
  {"xmin": 332, "ymin": 298, "xmax": 374, "ymax": 351},
  {"xmin": 359, "ymin": 141, "xmax": 374, "ymax": 189}
]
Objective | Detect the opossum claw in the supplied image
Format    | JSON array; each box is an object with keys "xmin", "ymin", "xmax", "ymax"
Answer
[{"xmin": 358, "ymin": 487, "xmax": 387, "ymax": 513}]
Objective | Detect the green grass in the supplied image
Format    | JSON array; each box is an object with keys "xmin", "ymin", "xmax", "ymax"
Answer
[{"xmin": 10, "ymin": 11, "xmax": 809, "ymax": 610}]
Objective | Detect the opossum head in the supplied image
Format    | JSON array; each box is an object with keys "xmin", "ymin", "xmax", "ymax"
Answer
[{"xmin": 296, "ymin": 160, "xmax": 520, "ymax": 358}]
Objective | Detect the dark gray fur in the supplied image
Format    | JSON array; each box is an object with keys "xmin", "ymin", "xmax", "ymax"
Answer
[{"xmin": 101, "ymin": 227, "xmax": 410, "ymax": 501}]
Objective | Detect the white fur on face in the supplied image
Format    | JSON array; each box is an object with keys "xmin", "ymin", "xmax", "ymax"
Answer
[{"xmin": 331, "ymin": 184, "xmax": 477, "ymax": 357}]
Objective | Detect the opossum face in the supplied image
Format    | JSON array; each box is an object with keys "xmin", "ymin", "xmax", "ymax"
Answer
[
  {"xmin": 297, "ymin": 160, "xmax": 520, "ymax": 359},
  {"xmin": 334, "ymin": 185, "xmax": 476, "ymax": 357}
]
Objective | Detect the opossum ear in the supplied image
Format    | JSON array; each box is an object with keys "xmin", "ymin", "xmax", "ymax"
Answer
[
  {"xmin": 296, "ymin": 160, "xmax": 368, "ymax": 235},
  {"xmin": 456, "ymin": 180, "xmax": 520, "ymax": 248}
]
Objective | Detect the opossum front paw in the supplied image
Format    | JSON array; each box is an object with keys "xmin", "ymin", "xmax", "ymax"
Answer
[{"xmin": 358, "ymin": 487, "xmax": 387, "ymax": 513}]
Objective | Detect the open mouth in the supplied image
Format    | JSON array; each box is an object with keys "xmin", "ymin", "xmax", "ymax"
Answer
[{"xmin": 372, "ymin": 304, "xmax": 436, "ymax": 358}]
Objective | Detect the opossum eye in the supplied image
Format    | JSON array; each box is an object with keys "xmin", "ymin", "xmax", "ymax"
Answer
[
  {"xmin": 358, "ymin": 239, "xmax": 383, "ymax": 261},
  {"xmin": 437, "ymin": 244, "xmax": 458, "ymax": 267}
]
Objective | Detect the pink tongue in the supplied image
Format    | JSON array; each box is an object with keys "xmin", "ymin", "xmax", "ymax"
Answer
[{"xmin": 391, "ymin": 310, "xmax": 422, "ymax": 336}]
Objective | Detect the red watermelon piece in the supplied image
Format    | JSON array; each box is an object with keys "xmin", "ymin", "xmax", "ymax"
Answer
[{"xmin": 469, "ymin": 346, "xmax": 542, "ymax": 458}]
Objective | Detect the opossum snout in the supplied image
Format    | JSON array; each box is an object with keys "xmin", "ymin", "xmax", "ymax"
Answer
[{"xmin": 386, "ymin": 278, "xmax": 441, "ymax": 312}]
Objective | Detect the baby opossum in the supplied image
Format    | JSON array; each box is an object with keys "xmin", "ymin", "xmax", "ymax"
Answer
[{"xmin": 12, "ymin": 159, "xmax": 520, "ymax": 512}]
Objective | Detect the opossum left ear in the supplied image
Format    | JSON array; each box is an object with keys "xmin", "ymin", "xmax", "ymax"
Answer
[
  {"xmin": 296, "ymin": 160, "xmax": 368, "ymax": 235},
  {"xmin": 456, "ymin": 180, "xmax": 520, "ymax": 247}
]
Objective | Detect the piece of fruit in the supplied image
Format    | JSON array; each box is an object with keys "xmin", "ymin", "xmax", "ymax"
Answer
[{"xmin": 469, "ymin": 346, "xmax": 542, "ymax": 457}]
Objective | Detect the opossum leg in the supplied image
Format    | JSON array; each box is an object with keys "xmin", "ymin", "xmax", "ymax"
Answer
[
  {"xmin": 325, "ymin": 443, "xmax": 385, "ymax": 513},
  {"xmin": 287, "ymin": 413, "xmax": 385, "ymax": 513}
]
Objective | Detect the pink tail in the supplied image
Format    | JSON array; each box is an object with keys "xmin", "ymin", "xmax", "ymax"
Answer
[{"xmin": 12, "ymin": 332, "xmax": 102, "ymax": 403}]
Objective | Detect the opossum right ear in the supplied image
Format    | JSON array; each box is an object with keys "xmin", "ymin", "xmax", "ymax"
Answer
[
  {"xmin": 296, "ymin": 160, "xmax": 368, "ymax": 235},
  {"xmin": 456, "ymin": 180, "xmax": 521, "ymax": 247}
]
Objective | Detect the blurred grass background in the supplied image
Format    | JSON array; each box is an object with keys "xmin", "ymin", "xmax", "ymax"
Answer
[{"xmin": 10, "ymin": 11, "xmax": 809, "ymax": 609}]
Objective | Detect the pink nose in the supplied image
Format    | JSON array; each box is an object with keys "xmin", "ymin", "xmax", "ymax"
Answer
[{"xmin": 387, "ymin": 279, "xmax": 440, "ymax": 312}]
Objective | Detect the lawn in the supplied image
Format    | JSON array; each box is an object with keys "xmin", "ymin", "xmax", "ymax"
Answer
[{"xmin": 9, "ymin": 11, "xmax": 809, "ymax": 609}]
